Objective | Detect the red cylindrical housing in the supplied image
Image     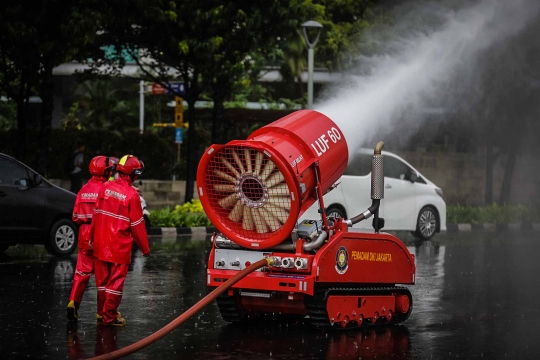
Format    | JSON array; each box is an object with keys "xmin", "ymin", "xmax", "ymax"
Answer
[{"xmin": 197, "ymin": 110, "xmax": 348, "ymax": 249}]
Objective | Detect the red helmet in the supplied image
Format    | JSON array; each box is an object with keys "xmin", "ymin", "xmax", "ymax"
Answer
[
  {"xmin": 116, "ymin": 155, "xmax": 144, "ymax": 179},
  {"xmin": 89, "ymin": 156, "xmax": 116, "ymax": 177}
]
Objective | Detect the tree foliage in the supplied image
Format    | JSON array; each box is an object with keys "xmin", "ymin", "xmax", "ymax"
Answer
[
  {"xmin": 0, "ymin": 0, "xmax": 384, "ymax": 185},
  {"xmin": 0, "ymin": 1, "xmax": 106, "ymax": 171}
]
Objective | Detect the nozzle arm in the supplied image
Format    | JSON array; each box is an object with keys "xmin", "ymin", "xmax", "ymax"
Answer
[{"xmin": 345, "ymin": 199, "xmax": 380, "ymax": 226}]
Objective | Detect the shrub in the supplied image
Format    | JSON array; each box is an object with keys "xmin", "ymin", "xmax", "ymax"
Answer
[
  {"xmin": 149, "ymin": 202, "xmax": 212, "ymax": 228},
  {"xmin": 153, "ymin": 203, "xmax": 540, "ymax": 227},
  {"xmin": 174, "ymin": 199, "xmax": 205, "ymax": 214},
  {"xmin": 447, "ymin": 204, "xmax": 540, "ymax": 224}
]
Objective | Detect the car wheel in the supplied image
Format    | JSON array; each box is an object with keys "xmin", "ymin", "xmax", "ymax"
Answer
[
  {"xmin": 327, "ymin": 205, "xmax": 347, "ymax": 220},
  {"xmin": 45, "ymin": 219, "xmax": 78, "ymax": 256},
  {"xmin": 415, "ymin": 206, "xmax": 438, "ymax": 240}
]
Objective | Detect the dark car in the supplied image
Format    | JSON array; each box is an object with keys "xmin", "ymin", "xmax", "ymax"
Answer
[{"xmin": 0, "ymin": 153, "xmax": 78, "ymax": 256}]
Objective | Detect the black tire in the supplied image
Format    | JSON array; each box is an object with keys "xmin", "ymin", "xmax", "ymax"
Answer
[
  {"xmin": 327, "ymin": 205, "xmax": 347, "ymax": 220},
  {"xmin": 45, "ymin": 219, "xmax": 78, "ymax": 256},
  {"xmin": 414, "ymin": 206, "xmax": 438, "ymax": 240}
]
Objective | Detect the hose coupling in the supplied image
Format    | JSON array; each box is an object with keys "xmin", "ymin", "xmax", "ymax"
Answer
[
  {"xmin": 265, "ymin": 257, "xmax": 276, "ymax": 267},
  {"xmin": 362, "ymin": 210, "xmax": 373, "ymax": 219}
]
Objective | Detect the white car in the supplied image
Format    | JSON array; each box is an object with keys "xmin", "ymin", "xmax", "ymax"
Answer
[{"xmin": 300, "ymin": 149, "xmax": 446, "ymax": 239}]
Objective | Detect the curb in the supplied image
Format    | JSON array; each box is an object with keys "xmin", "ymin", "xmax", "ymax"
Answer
[
  {"xmin": 446, "ymin": 222, "xmax": 540, "ymax": 233},
  {"xmin": 148, "ymin": 226, "xmax": 217, "ymax": 236}
]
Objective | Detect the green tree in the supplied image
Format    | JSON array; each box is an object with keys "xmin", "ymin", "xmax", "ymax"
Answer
[
  {"xmin": 274, "ymin": 1, "xmax": 379, "ymax": 103},
  {"xmin": 0, "ymin": 4, "xmax": 41, "ymax": 161},
  {"xmin": 0, "ymin": 1, "xmax": 105, "ymax": 172},
  {"xmin": 0, "ymin": 98, "xmax": 16, "ymax": 130},
  {"xmin": 95, "ymin": 0, "xmax": 320, "ymax": 202},
  {"xmin": 77, "ymin": 79, "xmax": 138, "ymax": 130}
]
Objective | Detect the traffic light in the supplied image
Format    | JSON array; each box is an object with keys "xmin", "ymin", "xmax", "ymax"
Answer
[{"xmin": 175, "ymin": 96, "xmax": 183, "ymax": 128}]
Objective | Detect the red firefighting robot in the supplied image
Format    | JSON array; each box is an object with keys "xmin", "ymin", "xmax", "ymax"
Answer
[
  {"xmin": 67, "ymin": 156, "xmax": 116, "ymax": 321},
  {"xmin": 90, "ymin": 155, "xmax": 150, "ymax": 327}
]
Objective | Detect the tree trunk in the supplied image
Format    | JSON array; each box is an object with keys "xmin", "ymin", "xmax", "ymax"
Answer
[
  {"xmin": 184, "ymin": 97, "xmax": 196, "ymax": 202},
  {"xmin": 499, "ymin": 146, "xmax": 518, "ymax": 205},
  {"xmin": 296, "ymin": 74, "xmax": 305, "ymax": 108},
  {"xmin": 14, "ymin": 72, "xmax": 32, "ymax": 162},
  {"xmin": 211, "ymin": 91, "xmax": 226, "ymax": 144},
  {"xmin": 36, "ymin": 64, "xmax": 54, "ymax": 176},
  {"xmin": 485, "ymin": 143, "xmax": 494, "ymax": 205},
  {"xmin": 15, "ymin": 97, "xmax": 28, "ymax": 161}
]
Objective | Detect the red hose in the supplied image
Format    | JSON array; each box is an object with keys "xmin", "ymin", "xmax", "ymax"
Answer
[{"xmin": 88, "ymin": 258, "xmax": 271, "ymax": 360}]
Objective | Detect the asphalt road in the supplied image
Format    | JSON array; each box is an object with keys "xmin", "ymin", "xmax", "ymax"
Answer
[{"xmin": 0, "ymin": 231, "xmax": 539, "ymax": 359}]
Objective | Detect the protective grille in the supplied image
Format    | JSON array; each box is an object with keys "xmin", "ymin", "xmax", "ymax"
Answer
[{"xmin": 205, "ymin": 146, "xmax": 291, "ymax": 241}]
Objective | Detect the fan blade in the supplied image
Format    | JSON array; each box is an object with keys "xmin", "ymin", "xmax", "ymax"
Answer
[
  {"xmin": 244, "ymin": 149, "xmax": 253, "ymax": 173},
  {"xmin": 251, "ymin": 208, "xmax": 269, "ymax": 233},
  {"xmin": 229, "ymin": 200, "xmax": 244, "ymax": 222},
  {"xmin": 218, "ymin": 193, "xmax": 238, "ymax": 209},
  {"xmin": 259, "ymin": 207, "xmax": 281, "ymax": 232},
  {"xmin": 214, "ymin": 184, "xmax": 236, "ymax": 192},
  {"xmin": 220, "ymin": 157, "xmax": 240, "ymax": 178},
  {"xmin": 264, "ymin": 204, "xmax": 289, "ymax": 223},
  {"xmin": 254, "ymin": 151, "xmax": 263, "ymax": 176},
  {"xmin": 260, "ymin": 160, "xmax": 276, "ymax": 181},
  {"xmin": 242, "ymin": 207, "xmax": 254, "ymax": 230},
  {"xmin": 268, "ymin": 184, "xmax": 289, "ymax": 196},
  {"xmin": 264, "ymin": 171, "xmax": 284, "ymax": 187},
  {"xmin": 268, "ymin": 196, "xmax": 291, "ymax": 209},
  {"xmin": 232, "ymin": 151, "xmax": 246, "ymax": 174},
  {"xmin": 214, "ymin": 170, "xmax": 237, "ymax": 184}
]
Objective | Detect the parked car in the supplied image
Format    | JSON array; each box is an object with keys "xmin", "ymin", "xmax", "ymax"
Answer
[
  {"xmin": 300, "ymin": 148, "xmax": 446, "ymax": 239},
  {"xmin": 0, "ymin": 153, "xmax": 78, "ymax": 255}
]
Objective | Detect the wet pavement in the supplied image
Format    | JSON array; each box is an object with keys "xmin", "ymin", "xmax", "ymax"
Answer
[{"xmin": 1, "ymin": 231, "xmax": 540, "ymax": 359}]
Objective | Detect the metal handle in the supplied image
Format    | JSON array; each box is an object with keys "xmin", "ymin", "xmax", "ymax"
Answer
[{"xmin": 385, "ymin": 184, "xmax": 392, "ymax": 189}]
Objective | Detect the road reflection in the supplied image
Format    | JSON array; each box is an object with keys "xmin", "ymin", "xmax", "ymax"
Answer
[
  {"xmin": 210, "ymin": 320, "xmax": 411, "ymax": 359},
  {"xmin": 326, "ymin": 326, "xmax": 410, "ymax": 359},
  {"xmin": 3, "ymin": 233, "xmax": 540, "ymax": 359}
]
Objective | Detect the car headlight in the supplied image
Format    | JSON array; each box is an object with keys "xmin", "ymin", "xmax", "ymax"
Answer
[{"xmin": 435, "ymin": 188, "xmax": 443, "ymax": 198}]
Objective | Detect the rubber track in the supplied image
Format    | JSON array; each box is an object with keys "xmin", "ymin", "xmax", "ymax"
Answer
[{"xmin": 305, "ymin": 286, "xmax": 413, "ymax": 330}]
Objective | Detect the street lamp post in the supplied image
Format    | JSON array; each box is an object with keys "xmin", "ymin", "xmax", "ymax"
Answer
[{"xmin": 301, "ymin": 20, "xmax": 323, "ymax": 109}]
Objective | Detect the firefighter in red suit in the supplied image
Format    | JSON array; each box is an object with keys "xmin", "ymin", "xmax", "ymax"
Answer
[
  {"xmin": 67, "ymin": 156, "xmax": 116, "ymax": 321},
  {"xmin": 90, "ymin": 155, "xmax": 150, "ymax": 326}
]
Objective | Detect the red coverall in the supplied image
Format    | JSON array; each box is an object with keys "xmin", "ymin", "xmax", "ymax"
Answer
[
  {"xmin": 69, "ymin": 176, "xmax": 107, "ymax": 307},
  {"xmin": 90, "ymin": 174, "xmax": 150, "ymax": 325}
]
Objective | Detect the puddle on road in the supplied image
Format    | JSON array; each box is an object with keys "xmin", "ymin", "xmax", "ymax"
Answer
[{"xmin": 2, "ymin": 232, "xmax": 540, "ymax": 359}]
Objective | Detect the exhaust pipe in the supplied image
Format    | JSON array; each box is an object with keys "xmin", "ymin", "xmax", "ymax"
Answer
[{"xmin": 346, "ymin": 141, "xmax": 384, "ymax": 229}]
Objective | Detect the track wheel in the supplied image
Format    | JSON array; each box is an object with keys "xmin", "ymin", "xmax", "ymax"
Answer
[
  {"xmin": 372, "ymin": 311, "xmax": 379, "ymax": 323},
  {"xmin": 385, "ymin": 310, "xmax": 393, "ymax": 322}
]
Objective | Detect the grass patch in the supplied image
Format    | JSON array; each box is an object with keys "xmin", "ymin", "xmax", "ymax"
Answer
[{"xmin": 447, "ymin": 204, "xmax": 540, "ymax": 224}]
